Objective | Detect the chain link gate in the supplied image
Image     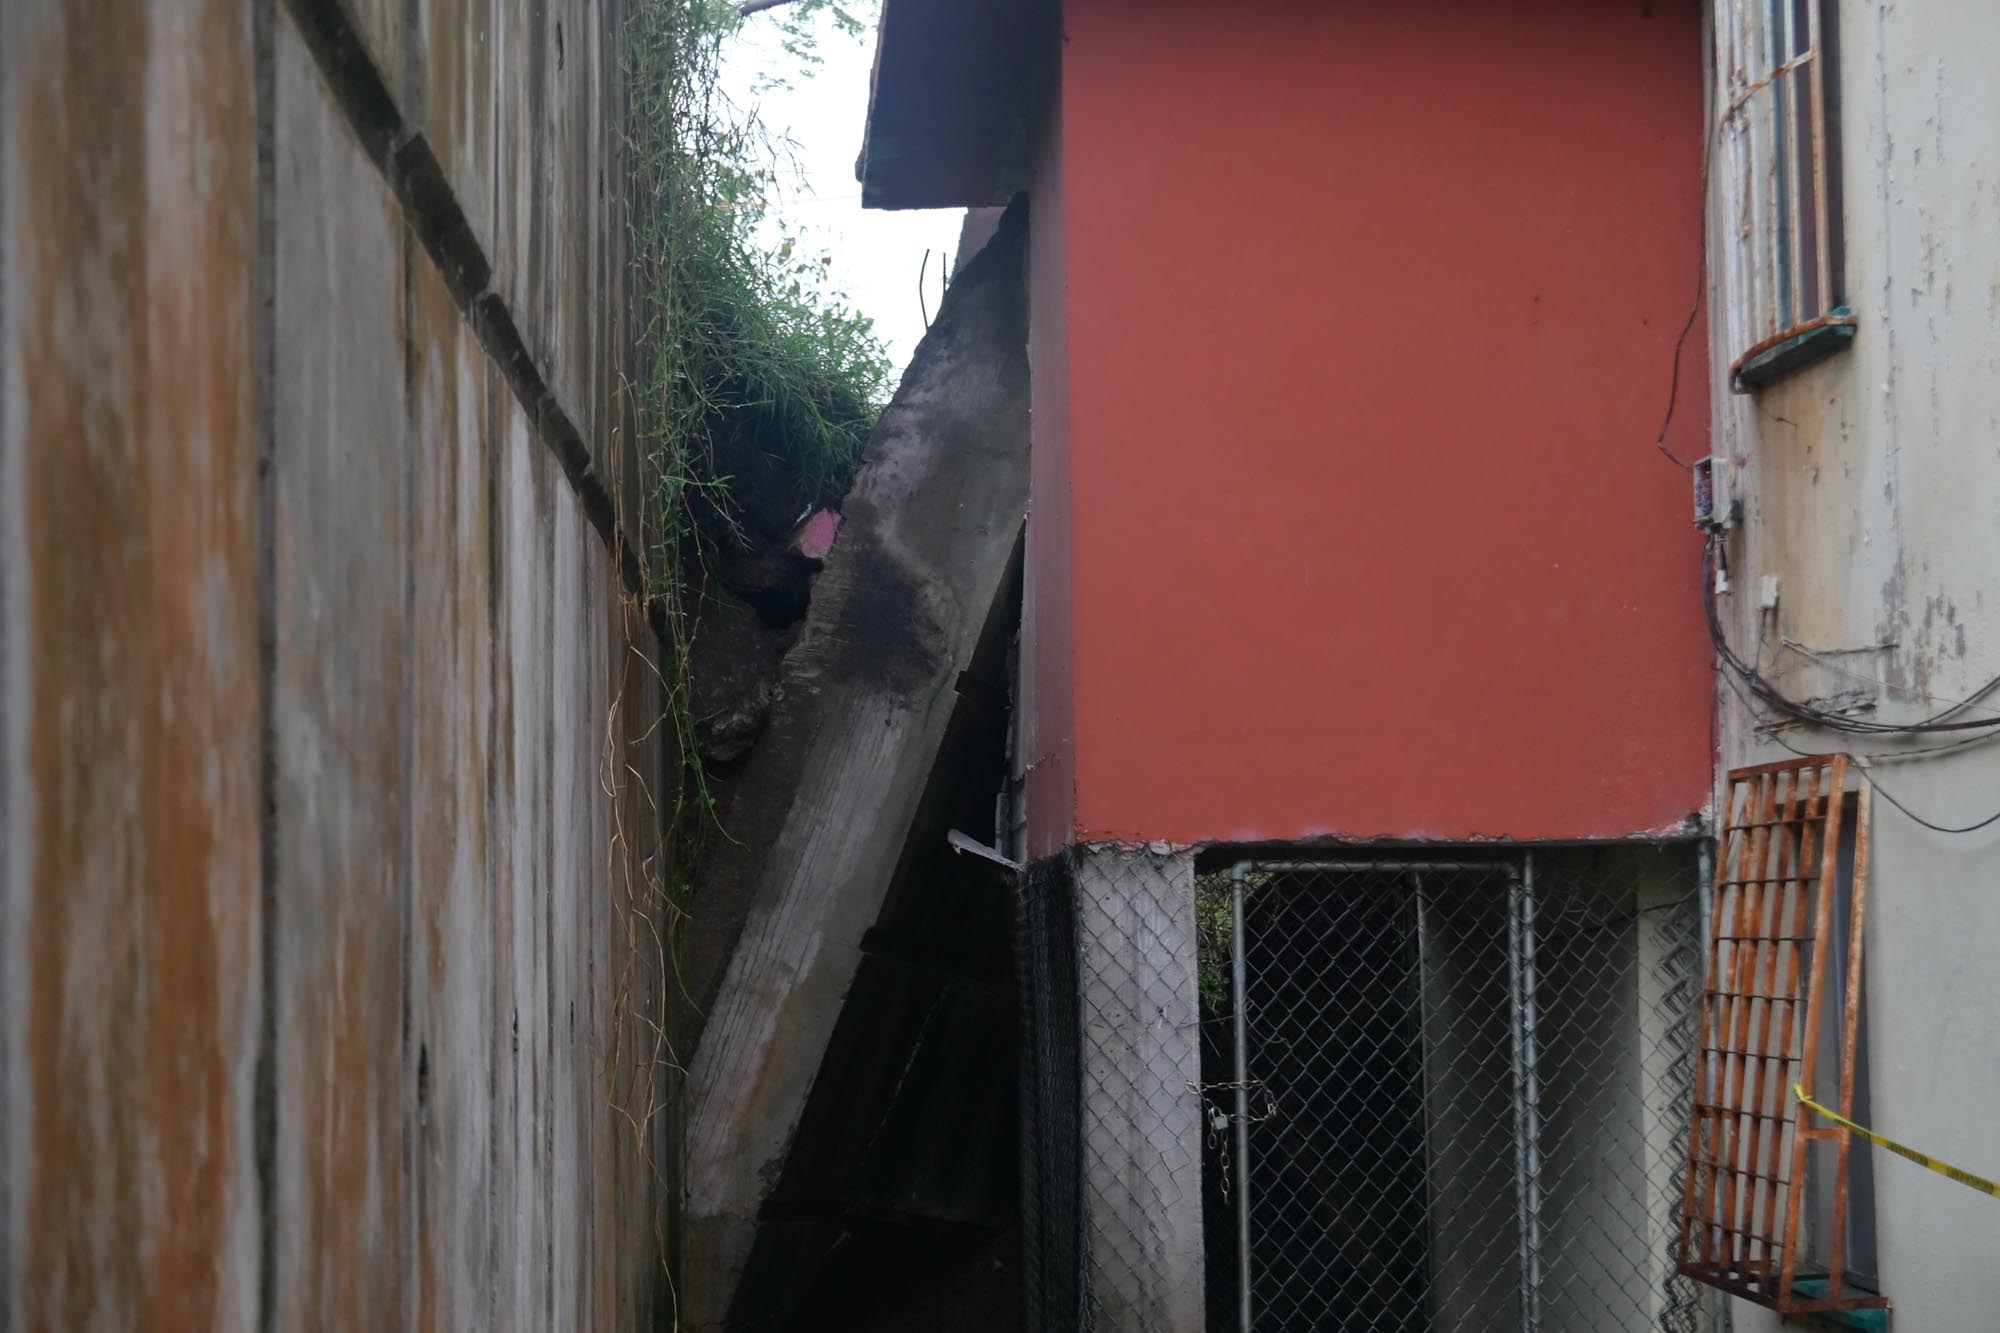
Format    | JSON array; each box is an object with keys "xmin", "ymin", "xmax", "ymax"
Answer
[{"xmin": 1197, "ymin": 847, "xmax": 1708, "ymax": 1333}]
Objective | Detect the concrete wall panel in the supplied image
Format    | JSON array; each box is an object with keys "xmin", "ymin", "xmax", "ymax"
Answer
[
  {"xmin": 0, "ymin": 1, "xmax": 264, "ymax": 1328},
  {"xmin": 488, "ymin": 0, "xmax": 632, "ymax": 511},
  {"xmin": 270, "ymin": 22, "xmax": 412, "ymax": 1326},
  {"xmin": 493, "ymin": 396, "xmax": 556, "ymax": 1333},
  {"xmin": 549, "ymin": 464, "xmax": 593, "ymax": 1332},
  {"xmin": 1710, "ymin": 2, "xmax": 2000, "ymax": 1328},
  {"xmin": 414, "ymin": 0, "xmax": 498, "ymax": 272},
  {"xmin": 3, "ymin": 0, "xmax": 671, "ymax": 1323},
  {"xmin": 408, "ymin": 253, "xmax": 497, "ymax": 1333}
]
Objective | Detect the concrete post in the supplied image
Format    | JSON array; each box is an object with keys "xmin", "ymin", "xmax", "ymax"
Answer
[{"xmin": 1072, "ymin": 844, "xmax": 1205, "ymax": 1333}]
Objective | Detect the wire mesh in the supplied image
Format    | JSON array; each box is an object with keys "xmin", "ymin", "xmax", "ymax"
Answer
[
  {"xmin": 1197, "ymin": 847, "xmax": 1707, "ymax": 1333},
  {"xmin": 1016, "ymin": 851, "xmax": 1088, "ymax": 1333}
]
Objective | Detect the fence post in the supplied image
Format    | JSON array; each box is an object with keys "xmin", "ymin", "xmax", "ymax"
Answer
[
  {"xmin": 1509, "ymin": 857, "xmax": 1546, "ymax": 1333},
  {"xmin": 1074, "ymin": 844, "xmax": 1205, "ymax": 1333},
  {"xmin": 1230, "ymin": 861, "xmax": 1253, "ymax": 1333}
]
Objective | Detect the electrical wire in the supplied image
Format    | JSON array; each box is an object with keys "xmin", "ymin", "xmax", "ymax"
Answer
[
  {"xmin": 1704, "ymin": 535, "xmax": 2000, "ymax": 736},
  {"xmin": 1650, "ymin": 116, "xmax": 1718, "ymax": 474},
  {"xmin": 1856, "ymin": 766, "xmax": 2000, "ymax": 835},
  {"xmin": 1778, "ymin": 636, "xmax": 2000, "ymax": 724},
  {"xmin": 1742, "ymin": 696, "xmax": 2000, "ymax": 834},
  {"xmin": 1654, "ymin": 267, "xmax": 1704, "ymax": 473},
  {"xmin": 1714, "ymin": 585, "xmax": 2000, "ymax": 835}
]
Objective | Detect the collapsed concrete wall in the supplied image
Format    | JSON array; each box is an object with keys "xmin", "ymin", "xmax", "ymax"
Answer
[
  {"xmin": 0, "ymin": 1, "xmax": 671, "ymax": 1330},
  {"xmin": 680, "ymin": 201, "xmax": 1032, "ymax": 1329}
]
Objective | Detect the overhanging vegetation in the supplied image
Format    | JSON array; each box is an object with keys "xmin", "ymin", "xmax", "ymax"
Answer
[{"xmin": 626, "ymin": 0, "xmax": 891, "ymax": 846}]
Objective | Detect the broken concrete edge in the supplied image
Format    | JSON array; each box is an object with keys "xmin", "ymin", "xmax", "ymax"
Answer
[
  {"xmin": 278, "ymin": 0, "xmax": 662, "ymax": 645},
  {"xmin": 678, "ymin": 196, "xmax": 1034, "ymax": 1039}
]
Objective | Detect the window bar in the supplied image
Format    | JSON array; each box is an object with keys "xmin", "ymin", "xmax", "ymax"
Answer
[
  {"xmin": 1721, "ymin": 767, "xmax": 1779, "ymax": 1273},
  {"xmin": 1735, "ymin": 765, "xmax": 1789, "ymax": 1280},
  {"xmin": 1826, "ymin": 782, "xmax": 1872, "ymax": 1297},
  {"xmin": 1808, "ymin": 0, "xmax": 1834, "ymax": 309},
  {"xmin": 1759, "ymin": 5, "xmax": 1783, "ymax": 341},
  {"xmin": 1776, "ymin": 759, "xmax": 1846, "ymax": 1304},
  {"xmin": 1769, "ymin": 0, "xmax": 1796, "ymax": 331},
  {"xmin": 1763, "ymin": 764, "xmax": 1819, "ymax": 1278},
  {"xmin": 1791, "ymin": 0, "xmax": 1815, "ymax": 321}
]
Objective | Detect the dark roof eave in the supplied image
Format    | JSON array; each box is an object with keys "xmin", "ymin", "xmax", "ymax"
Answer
[{"xmin": 856, "ymin": 0, "xmax": 1054, "ymax": 211}]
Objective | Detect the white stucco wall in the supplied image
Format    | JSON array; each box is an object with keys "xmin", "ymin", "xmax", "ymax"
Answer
[{"xmin": 1706, "ymin": 1, "xmax": 2000, "ymax": 1329}]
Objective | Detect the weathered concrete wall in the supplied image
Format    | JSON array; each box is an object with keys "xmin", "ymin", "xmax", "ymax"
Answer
[
  {"xmin": 1706, "ymin": 2, "xmax": 2000, "ymax": 1329},
  {"xmin": 0, "ymin": 1, "xmax": 671, "ymax": 1330}
]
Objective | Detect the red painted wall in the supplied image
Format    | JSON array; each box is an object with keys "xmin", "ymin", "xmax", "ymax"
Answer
[{"xmin": 1026, "ymin": 0, "xmax": 1713, "ymax": 852}]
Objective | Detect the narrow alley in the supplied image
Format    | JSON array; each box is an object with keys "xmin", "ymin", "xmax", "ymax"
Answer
[{"xmin": 6, "ymin": 1, "xmax": 2000, "ymax": 1331}]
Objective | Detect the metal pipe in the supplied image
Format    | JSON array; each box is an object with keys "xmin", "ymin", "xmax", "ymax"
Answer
[
  {"xmin": 1508, "ymin": 858, "xmax": 1545, "ymax": 1333},
  {"xmin": 1231, "ymin": 861, "xmax": 1253, "ymax": 1332},
  {"xmin": 1507, "ymin": 867, "xmax": 1530, "ymax": 1328},
  {"xmin": 1698, "ymin": 839, "xmax": 1732, "ymax": 1333},
  {"xmin": 1520, "ymin": 854, "xmax": 1544, "ymax": 1333}
]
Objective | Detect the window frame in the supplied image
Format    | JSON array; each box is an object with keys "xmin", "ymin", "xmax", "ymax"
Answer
[{"xmin": 1715, "ymin": 0, "xmax": 1853, "ymax": 392}]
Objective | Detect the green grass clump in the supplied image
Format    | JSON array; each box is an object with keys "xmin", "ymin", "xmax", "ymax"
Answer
[{"xmin": 626, "ymin": 0, "xmax": 892, "ymax": 839}]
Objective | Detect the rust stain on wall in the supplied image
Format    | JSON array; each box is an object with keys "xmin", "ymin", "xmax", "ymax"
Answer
[
  {"xmin": 14, "ymin": 0, "xmax": 263, "ymax": 1330},
  {"xmin": 7, "ymin": 0, "xmax": 669, "ymax": 1326}
]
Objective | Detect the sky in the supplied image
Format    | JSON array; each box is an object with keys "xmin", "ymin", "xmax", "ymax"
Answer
[{"xmin": 719, "ymin": 5, "xmax": 964, "ymax": 379}]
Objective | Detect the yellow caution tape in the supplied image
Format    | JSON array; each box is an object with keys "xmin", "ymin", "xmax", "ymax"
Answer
[{"xmin": 1795, "ymin": 1083, "xmax": 2000, "ymax": 1201}]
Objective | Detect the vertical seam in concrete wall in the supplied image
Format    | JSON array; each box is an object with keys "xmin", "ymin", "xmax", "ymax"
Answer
[
  {"xmin": 542, "ymin": 513, "xmax": 559, "ymax": 1333},
  {"xmin": 0, "ymin": 0, "xmax": 17, "ymax": 1315},
  {"xmin": 252, "ymin": 0, "xmax": 280, "ymax": 1327},
  {"xmin": 277, "ymin": 0, "xmax": 663, "ymax": 644},
  {"xmin": 483, "ymin": 332, "xmax": 506, "ymax": 1333},
  {"xmin": 398, "ymin": 213, "xmax": 422, "ymax": 1333}
]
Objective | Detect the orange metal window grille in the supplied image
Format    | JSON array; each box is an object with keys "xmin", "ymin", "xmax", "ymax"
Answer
[{"xmin": 1678, "ymin": 756, "xmax": 1887, "ymax": 1316}]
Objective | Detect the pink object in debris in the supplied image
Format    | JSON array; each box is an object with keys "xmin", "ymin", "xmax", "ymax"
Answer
[{"xmin": 794, "ymin": 508, "xmax": 841, "ymax": 560}]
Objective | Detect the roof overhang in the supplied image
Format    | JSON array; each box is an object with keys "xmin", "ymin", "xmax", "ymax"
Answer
[{"xmin": 856, "ymin": 0, "xmax": 1055, "ymax": 210}]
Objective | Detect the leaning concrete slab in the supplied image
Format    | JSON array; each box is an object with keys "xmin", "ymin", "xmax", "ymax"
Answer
[{"xmin": 681, "ymin": 202, "xmax": 1031, "ymax": 1328}]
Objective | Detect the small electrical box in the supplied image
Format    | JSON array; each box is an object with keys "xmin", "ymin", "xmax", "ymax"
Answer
[{"xmin": 1693, "ymin": 456, "xmax": 1733, "ymax": 530}]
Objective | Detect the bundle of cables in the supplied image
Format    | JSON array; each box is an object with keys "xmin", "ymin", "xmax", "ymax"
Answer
[{"xmin": 1703, "ymin": 533, "xmax": 2000, "ymax": 833}]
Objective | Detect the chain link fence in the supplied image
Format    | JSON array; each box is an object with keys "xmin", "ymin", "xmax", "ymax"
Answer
[
  {"xmin": 1197, "ymin": 848, "xmax": 1707, "ymax": 1333},
  {"xmin": 1015, "ymin": 843, "xmax": 1707, "ymax": 1333},
  {"xmin": 1017, "ymin": 851, "xmax": 1088, "ymax": 1333}
]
